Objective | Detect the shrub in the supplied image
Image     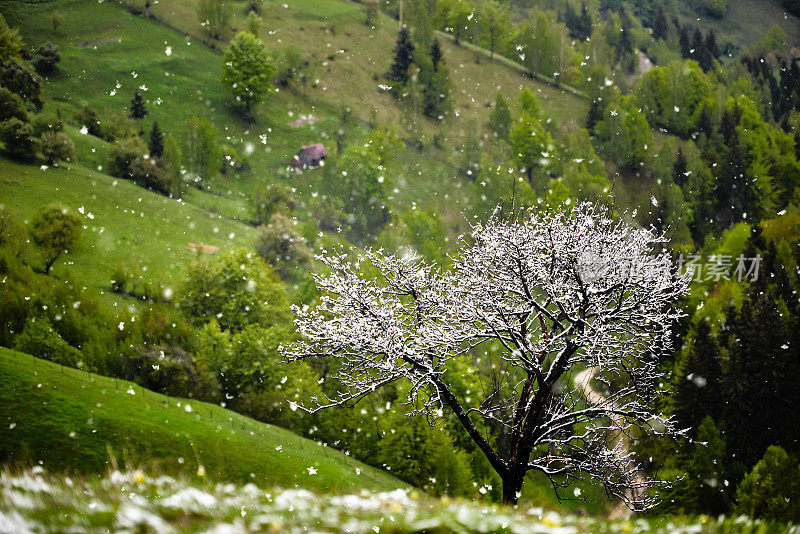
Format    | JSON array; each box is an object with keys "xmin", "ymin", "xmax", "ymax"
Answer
[
  {"xmin": 0, "ymin": 117, "xmax": 36, "ymax": 161},
  {"xmin": 14, "ymin": 315, "xmax": 82, "ymax": 367},
  {"xmin": 127, "ymin": 156, "xmax": 172, "ymax": 195},
  {"xmin": 122, "ymin": 345, "xmax": 220, "ymax": 401},
  {"xmin": 0, "ymin": 86, "xmax": 27, "ymax": 122},
  {"xmin": 0, "ymin": 60, "xmax": 43, "ymax": 109},
  {"xmin": 254, "ymin": 213, "xmax": 312, "ymax": 279},
  {"xmin": 40, "ymin": 131, "xmax": 75, "ymax": 165},
  {"xmin": 735, "ymin": 446, "xmax": 800, "ymax": 522},
  {"xmin": 31, "ymin": 111, "xmax": 62, "ymax": 136},
  {"xmin": 106, "ymin": 136, "xmax": 146, "ymax": 178},
  {"xmin": 30, "ymin": 203, "xmax": 82, "ymax": 274},
  {"xmin": 32, "ymin": 43, "xmax": 60, "ymax": 75},
  {"xmin": 75, "ymin": 103, "xmax": 103, "ymax": 137}
]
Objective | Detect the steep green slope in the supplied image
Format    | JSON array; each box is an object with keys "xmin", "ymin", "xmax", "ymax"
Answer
[
  {"xmin": 0, "ymin": 157, "xmax": 257, "ymax": 293},
  {"xmin": 0, "ymin": 348, "xmax": 405, "ymax": 493}
]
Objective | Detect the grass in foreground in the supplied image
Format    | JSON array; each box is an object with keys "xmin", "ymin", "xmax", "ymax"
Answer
[
  {"xmin": 0, "ymin": 348, "xmax": 404, "ymax": 494},
  {"xmin": 1, "ymin": 467, "xmax": 795, "ymax": 533}
]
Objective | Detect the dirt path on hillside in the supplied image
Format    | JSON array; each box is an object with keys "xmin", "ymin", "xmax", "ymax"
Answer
[{"xmin": 573, "ymin": 367, "xmax": 645, "ymax": 519}]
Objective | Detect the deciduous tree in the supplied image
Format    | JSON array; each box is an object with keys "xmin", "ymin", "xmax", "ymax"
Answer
[{"xmin": 285, "ymin": 202, "xmax": 689, "ymax": 508}]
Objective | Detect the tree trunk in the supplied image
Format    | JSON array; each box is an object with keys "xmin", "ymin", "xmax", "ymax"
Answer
[{"xmin": 501, "ymin": 470, "xmax": 525, "ymax": 505}]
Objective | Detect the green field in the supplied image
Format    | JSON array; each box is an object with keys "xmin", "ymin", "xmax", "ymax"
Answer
[
  {"xmin": 0, "ymin": 157, "xmax": 257, "ymax": 294},
  {"xmin": 0, "ymin": 348, "xmax": 405, "ymax": 493}
]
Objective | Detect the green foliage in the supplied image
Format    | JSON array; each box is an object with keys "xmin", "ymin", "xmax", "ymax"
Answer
[
  {"xmin": 178, "ymin": 247, "xmax": 291, "ymax": 334},
  {"xmin": 183, "ymin": 117, "xmax": 221, "ymax": 184},
  {"xmin": 447, "ymin": 0, "xmax": 476, "ymax": 45},
  {"xmin": 148, "ymin": 121, "xmax": 164, "ymax": 158},
  {"xmin": 735, "ymin": 446, "xmax": 800, "ymax": 522},
  {"xmin": 479, "ymin": 0, "xmax": 509, "ymax": 56},
  {"xmin": 509, "ymin": 95, "xmax": 554, "ymax": 183},
  {"xmin": 74, "ymin": 103, "xmax": 104, "ymax": 138},
  {"xmin": 197, "ymin": 0, "xmax": 233, "ymax": 40},
  {"xmin": 0, "ymin": 60, "xmax": 43, "ymax": 110},
  {"xmin": 254, "ymin": 213, "xmax": 313, "ymax": 279},
  {"xmin": 30, "ymin": 111, "xmax": 62, "ymax": 137},
  {"xmin": 419, "ymin": 53, "xmax": 452, "ymax": 120},
  {"xmin": 0, "ymin": 117, "xmax": 36, "ymax": 162},
  {"xmin": 593, "ymin": 96, "xmax": 651, "ymax": 171},
  {"xmin": 378, "ymin": 409, "xmax": 474, "ymax": 497},
  {"xmin": 30, "ymin": 203, "xmax": 83, "ymax": 274},
  {"xmin": 32, "ymin": 42, "xmax": 60, "ymax": 75},
  {"xmin": 0, "ymin": 13, "xmax": 22, "ymax": 64},
  {"xmin": 252, "ymin": 183, "xmax": 296, "ymax": 225},
  {"xmin": 127, "ymin": 156, "xmax": 172, "ymax": 195},
  {"xmin": 123, "ymin": 345, "xmax": 220, "ymax": 401},
  {"xmin": 162, "ymin": 135, "xmax": 184, "ymax": 198},
  {"xmin": 0, "ymin": 86, "xmax": 26, "ymax": 123},
  {"xmin": 40, "ymin": 131, "xmax": 75, "ymax": 166},
  {"xmin": 322, "ymin": 144, "xmax": 390, "ymax": 242},
  {"xmin": 761, "ymin": 24, "xmax": 788, "ymax": 51},
  {"xmin": 106, "ymin": 136, "xmax": 146, "ymax": 179},
  {"xmin": 388, "ymin": 26, "xmax": 415, "ymax": 86},
  {"xmin": 635, "ymin": 61, "xmax": 714, "ymax": 138},
  {"xmin": 400, "ymin": 209, "xmax": 447, "ymax": 264},
  {"xmin": 488, "ymin": 91, "xmax": 511, "ymax": 140},
  {"xmin": 129, "ymin": 90, "xmax": 148, "ymax": 121},
  {"xmin": 221, "ymin": 32, "xmax": 274, "ymax": 119},
  {"xmin": 14, "ymin": 315, "xmax": 82, "ymax": 367},
  {"xmin": 245, "ymin": 11, "xmax": 261, "ymax": 37}
]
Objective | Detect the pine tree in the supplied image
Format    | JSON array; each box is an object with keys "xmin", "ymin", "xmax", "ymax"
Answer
[
  {"xmin": 705, "ymin": 30, "xmax": 720, "ymax": 58},
  {"xmin": 129, "ymin": 90, "xmax": 148, "ymax": 121},
  {"xmin": 691, "ymin": 28, "xmax": 704, "ymax": 59},
  {"xmin": 579, "ymin": 2, "xmax": 592, "ymax": 40},
  {"xmin": 430, "ymin": 38, "xmax": 442, "ymax": 72},
  {"xmin": 148, "ymin": 121, "xmax": 164, "ymax": 158},
  {"xmin": 673, "ymin": 147, "xmax": 688, "ymax": 187},
  {"xmin": 672, "ymin": 319, "xmax": 723, "ymax": 435},
  {"xmin": 388, "ymin": 26, "xmax": 415, "ymax": 85},
  {"xmin": 488, "ymin": 91, "xmax": 512, "ymax": 140},
  {"xmin": 653, "ymin": 6, "xmax": 668, "ymax": 41},
  {"xmin": 679, "ymin": 25, "xmax": 691, "ymax": 58},
  {"xmin": 564, "ymin": 2, "xmax": 579, "ymax": 39}
]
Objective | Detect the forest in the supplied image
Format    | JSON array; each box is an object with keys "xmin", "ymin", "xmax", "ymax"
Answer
[{"xmin": 1, "ymin": 0, "xmax": 800, "ymax": 530}]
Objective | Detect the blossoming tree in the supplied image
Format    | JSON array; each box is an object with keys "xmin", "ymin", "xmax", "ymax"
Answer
[{"xmin": 284, "ymin": 202, "xmax": 690, "ymax": 508}]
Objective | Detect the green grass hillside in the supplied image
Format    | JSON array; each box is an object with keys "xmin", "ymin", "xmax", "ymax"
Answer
[
  {"xmin": 0, "ymin": 348, "xmax": 405, "ymax": 493},
  {"xmin": 0, "ymin": 157, "xmax": 257, "ymax": 295}
]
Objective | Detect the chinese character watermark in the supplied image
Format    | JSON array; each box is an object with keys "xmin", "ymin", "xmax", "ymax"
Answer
[{"xmin": 676, "ymin": 253, "xmax": 761, "ymax": 283}]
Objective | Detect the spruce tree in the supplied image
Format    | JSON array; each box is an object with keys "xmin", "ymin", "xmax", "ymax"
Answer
[
  {"xmin": 148, "ymin": 121, "xmax": 164, "ymax": 158},
  {"xmin": 488, "ymin": 91, "xmax": 512, "ymax": 140},
  {"xmin": 672, "ymin": 319, "xmax": 722, "ymax": 435},
  {"xmin": 430, "ymin": 38, "xmax": 442, "ymax": 72},
  {"xmin": 388, "ymin": 27, "xmax": 415, "ymax": 85},
  {"xmin": 691, "ymin": 28, "xmax": 704, "ymax": 59},
  {"xmin": 705, "ymin": 30, "xmax": 720, "ymax": 58},
  {"xmin": 653, "ymin": 6, "xmax": 668, "ymax": 41},
  {"xmin": 129, "ymin": 90, "xmax": 148, "ymax": 121},
  {"xmin": 579, "ymin": 2, "xmax": 592, "ymax": 40},
  {"xmin": 673, "ymin": 147, "xmax": 688, "ymax": 187},
  {"xmin": 679, "ymin": 25, "xmax": 691, "ymax": 58}
]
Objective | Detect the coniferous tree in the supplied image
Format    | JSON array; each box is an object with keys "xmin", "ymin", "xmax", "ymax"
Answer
[
  {"xmin": 653, "ymin": 6, "xmax": 668, "ymax": 41},
  {"xmin": 129, "ymin": 90, "xmax": 148, "ymax": 121},
  {"xmin": 148, "ymin": 121, "xmax": 164, "ymax": 158},
  {"xmin": 672, "ymin": 319, "xmax": 723, "ymax": 435},
  {"xmin": 673, "ymin": 147, "xmax": 688, "ymax": 188},
  {"xmin": 488, "ymin": 91, "xmax": 512, "ymax": 140},
  {"xmin": 579, "ymin": 2, "xmax": 592, "ymax": 40},
  {"xmin": 705, "ymin": 30, "xmax": 720, "ymax": 58},
  {"xmin": 388, "ymin": 26, "xmax": 415, "ymax": 85},
  {"xmin": 691, "ymin": 28, "xmax": 704, "ymax": 58},
  {"xmin": 430, "ymin": 38, "xmax": 442, "ymax": 72},
  {"xmin": 679, "ymin": 25, "xmax": 691, "ymax": 58}
]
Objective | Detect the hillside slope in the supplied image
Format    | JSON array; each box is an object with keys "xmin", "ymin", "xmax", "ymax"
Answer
[{"xmin": 0, "ymin": 348, "xmax": 406, "ymax": 493}]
